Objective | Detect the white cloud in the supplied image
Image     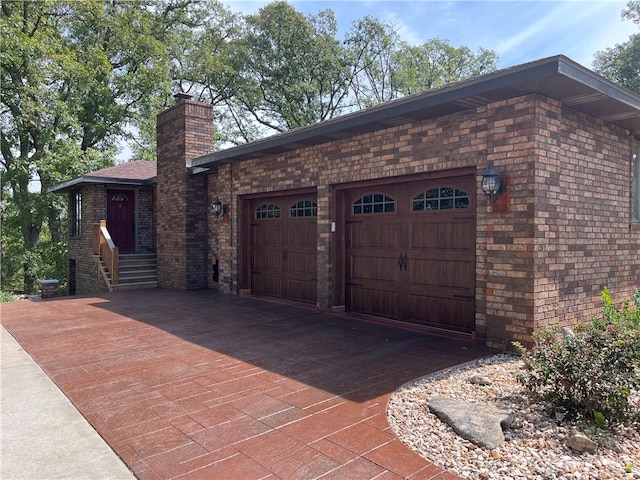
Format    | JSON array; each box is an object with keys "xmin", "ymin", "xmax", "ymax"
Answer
[{"xmin": 493, "ymin": 3, "xmax": 571, "ymax": 56}]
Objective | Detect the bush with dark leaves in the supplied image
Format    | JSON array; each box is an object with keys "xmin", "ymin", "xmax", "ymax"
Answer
[{"xmin": 514, "ymin": 288, "xmax": 640, "ymax": 426}]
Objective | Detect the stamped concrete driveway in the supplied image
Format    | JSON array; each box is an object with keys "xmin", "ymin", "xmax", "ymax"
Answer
[{"xmin": 1, "ymin": 290, "xmax": 495, "ymax": 479}]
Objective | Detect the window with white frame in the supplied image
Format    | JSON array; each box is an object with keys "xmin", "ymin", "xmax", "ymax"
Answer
[{"xmin": 71, "ymin": 192, "xmax": 82, "ymax": 236}]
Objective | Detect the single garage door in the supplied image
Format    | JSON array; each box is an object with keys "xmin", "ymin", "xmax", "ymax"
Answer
[
  {"xmin": 249, "ymin": 193, "xmax": 318, "ymax": 304},
  {"xmin": 344, "ymin": 174, "xmax": 475, "ymax": 334}
]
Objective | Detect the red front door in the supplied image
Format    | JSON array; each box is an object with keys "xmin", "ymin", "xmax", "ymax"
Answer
[{"xmin": 107, "ymin": 189, "xmax": 135, "ymax": 253}]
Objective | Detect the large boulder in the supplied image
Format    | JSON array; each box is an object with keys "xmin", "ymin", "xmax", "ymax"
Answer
[{"xmin": 428, "ymin": 396, "xmax": 512, "ymax": 450}]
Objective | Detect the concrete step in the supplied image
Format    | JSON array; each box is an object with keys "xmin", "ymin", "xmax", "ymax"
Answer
[
  {"xmin": 112, "ymin": 281, "xmax": 158, "ymax": 291},
  {"xmin": 118, "ymin": 275, "xmax": 158, "ymax": 284},
  {"xmin": 118, "ymin": 269, "xmax": 157, "ymax": 276},
  {"xmin": 98, "ymin": 253, "xmax": 158, "ymax": 291}
]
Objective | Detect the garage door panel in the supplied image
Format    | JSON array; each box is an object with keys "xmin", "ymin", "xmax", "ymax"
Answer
[
  {"xmin": 286, "ymin": 279, "xmax": 317, "ymax": 304},
  {"xmin": 252, "ymin": 274, "xmax": 282, "ymax": 298},
  {"xmin": 408, "ymin": 222, "xmax": 474, "ymax": 250},
  {"xmin": 405, "ymin": 294, "xmax": 474, "ymax": 333},
  {"xmin": 349, "ymin": 254, "xmax": 398, "ymax": 283},
  {"xmin": 253, "ymin": 225, "xmax": 283, "ymax": 246},
  {"xmin": 252, "ymin": 249, "xmax": 283, "ymax": 271},
  {"xmin": 287, "ymin": 251, "xmax": 316, "ymax": 274},
  {"xmin": 408, "ymin": 258, "xmax": 474, "ymax": 290},
  {"xmin": 347, "ymin": 223, "xmax": 399, "ymax": 248},
  {"xmin": 347, "ymin": 286, "xmax": 397, "ymax": 319},
  {"xmin": 287, "ymin": 224, "xmax": 316, "ymax": 246}
]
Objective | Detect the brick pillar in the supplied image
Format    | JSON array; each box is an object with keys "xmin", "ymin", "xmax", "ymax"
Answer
[{"xmin": 156, "ymin": 94, "xmax": 213, "ymax": 289}]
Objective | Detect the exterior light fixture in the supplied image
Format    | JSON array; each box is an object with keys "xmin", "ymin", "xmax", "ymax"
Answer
[
  {"xmin": 212, "ymin": 197, "xmax": 226, "ymax": 218},
  {"xmin": 480, "ymin": 161, "xmax": 504, "ymax": 205}
]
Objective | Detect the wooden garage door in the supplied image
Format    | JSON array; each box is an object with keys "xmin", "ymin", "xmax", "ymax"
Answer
[
  {"xmin": 345, "ymin": 175, "xmax": 475, "ymax": 334},
  {"xmin": 249, "ymin": 193, "xmax": 317, "ymax": 304}
]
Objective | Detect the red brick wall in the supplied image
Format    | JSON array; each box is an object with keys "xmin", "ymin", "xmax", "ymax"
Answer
[
  {"xmin": 67, "ymin": 185, "xmax": 106, "ymax": 295},
  {"xmin": 156, "ymin": 96, "xmax": 213, "ymax": 289},
  {"xmin": 207, "ymin": 165, "xmax": 234, "ymax": 291},
  {"xmin": 138, "ymin": 186, "xmax": 156, "ymax": 253},
  {"xmin": 476, "ymin": 96, "xmax": 539, "ymax": 348},
  {"xmin": 531, "ymin": 97, "xmax": 639, "ymax": 334},
  {"xmin": 202, "ymin": 93, "xmax": 638, "ymax": 348}
]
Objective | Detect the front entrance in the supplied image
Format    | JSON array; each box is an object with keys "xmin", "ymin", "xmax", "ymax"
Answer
[
  {"xmin": 107, "ymin": 189, "xmax": 135, "ymax": 253},
  {"xmin": 341, "ymin": 173, "xmax": 476, "ymax": 334},
  {"xmin": 245, "ymin": 191, "xmax": 318, "ymax": 304}
]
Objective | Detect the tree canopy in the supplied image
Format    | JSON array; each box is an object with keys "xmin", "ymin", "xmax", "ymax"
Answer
[
  {"xmin": 169, "ymin": 1, "xmax": 499, "ymax": 144},
  {"xmin": 1, "ymin": 0, "xmax": 180, "ymax": 292},
  {"xmin": 1, "ymin": 0, "xmax": 499, "ymax": 294},
  {"xmin": 593, "ymin": 1, "xmax": 640, "ymax": 95}
]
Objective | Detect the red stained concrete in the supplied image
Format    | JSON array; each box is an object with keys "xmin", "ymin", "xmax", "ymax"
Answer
[{"xmin": 1, "ymin": 290, "xmax": 495, "ymax": 479}]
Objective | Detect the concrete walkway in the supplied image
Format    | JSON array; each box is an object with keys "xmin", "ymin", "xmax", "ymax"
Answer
[{"xmin": 1, "ymin": 325, "xmax": 135, "ymax": 480}]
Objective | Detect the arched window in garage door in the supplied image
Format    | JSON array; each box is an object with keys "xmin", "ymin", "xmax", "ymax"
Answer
[
  {"xmin": 352, "ymin": 193, "xmax": 395, "ymax": 214},
  {"xmin": 255, "ymin": 203, "xmax": 281, "ymax": 219},
  {"xmin": 290, "ymin": 200, "xmax": 317, "ymax": 217},
  {"xmin": 412, "ymin": 187, "xmax": 470, "ymax": 211}
]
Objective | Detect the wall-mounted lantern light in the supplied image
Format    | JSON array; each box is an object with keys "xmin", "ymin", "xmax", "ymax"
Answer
[
  {"xmin": 480, "ymin": 161, "xmax": 505, "ymax": 205},
  {"xmin": 212, "ymin": 197, "xmax": 227, "ymax": 218}
]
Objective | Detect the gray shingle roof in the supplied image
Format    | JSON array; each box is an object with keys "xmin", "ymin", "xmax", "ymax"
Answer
[{"xmin": 49, "ymin": 160, "xmax": 156, "ymax": 193}]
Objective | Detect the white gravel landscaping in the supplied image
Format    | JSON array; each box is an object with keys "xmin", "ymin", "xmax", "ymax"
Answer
[{"xmin": 387, "ymin": 354, "xmax": 640, "ymax": 480}]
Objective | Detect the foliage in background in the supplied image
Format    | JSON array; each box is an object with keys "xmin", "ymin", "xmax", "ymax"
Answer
[
  {"xmin": 1, "ymin": 0, "xmax": 501, "ymax": 294},
  {"xmin": 392, "ymin": 38, "xmax": 497, "ymax": 96},
  {"xmin": 594, "ymin": 1, "xmax": 640, "ymax": 95},
  {"xmin": 174, "ymin": 1, "xmax": 499, "ymax": 143},
  {"xmin": 514, "ymin": 288, "xmax": 640, "ymax": 426},
  {"xmin": 1, "ymin": 0, "xmax": 178, "ymax": 293},
  {"xmin": 0, "ymin": 290, "xmax": 18, "ymax": 302}
]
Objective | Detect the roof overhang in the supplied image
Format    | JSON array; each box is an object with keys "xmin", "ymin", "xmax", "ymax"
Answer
[
  {"xmin": 48, "ymin": 175, "xmax": 156, "ymax": 193},
  {"xmin": 192, "ymin": 55, "xmax": 640, "ymax": 170}
]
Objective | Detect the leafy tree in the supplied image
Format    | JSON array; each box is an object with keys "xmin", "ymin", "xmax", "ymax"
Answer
[
  {"xmin": 161, "ymin": 0, "xmax": 250, "ymax": 146},
  {"xmin": 0, "ymin": 0, "xmax": 177, "ymax": 292},
  {"xmin": 344, "ymin": 16, "xmax": 402, "ymax": 108},
  {"xmin": 235, "ymin": 1, "xmax": 351, "ymax": 135},
  {"xmin": 393, "ymin": 39, "xmax": 498, "ymax": 95},
  {"xmin": 593, "ymin": 1, "xmax": 640, "ymax": 95},
  {"xmin": 344, "ymin": 18, "xmax": 497, "ymax": 108},
  {"xmin": 2, "ymin": 1, "xmax": 89, "ymax": 293},
  {"xmin": 1, "ymin": 0, "xmax": 500, "ymax": 293}
]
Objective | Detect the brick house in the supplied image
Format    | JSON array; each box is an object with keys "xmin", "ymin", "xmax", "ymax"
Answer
[
  {"xmin": 50, "ymin": 160, "xmax": 157, "ymax": 294},
  {"xmin": 51, "ymin": 56, "xmax": 640, "ymax": 349}
]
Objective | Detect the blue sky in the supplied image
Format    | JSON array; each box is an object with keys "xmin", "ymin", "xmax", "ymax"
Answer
[
  {"xmin": 225, "ymin": 0, "xmax": 637, "ymax": 69},
  {"xmin": 110, "ymin": 1, "xmax": 635, "ymax": 164}
]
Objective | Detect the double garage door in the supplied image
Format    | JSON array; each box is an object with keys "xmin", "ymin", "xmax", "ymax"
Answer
[{"xmin": 247, "ymin": 173, "xmax": 475, "ymax": 334}]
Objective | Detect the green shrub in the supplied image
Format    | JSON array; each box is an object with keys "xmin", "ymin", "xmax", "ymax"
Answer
[
  {"xmin": 593, "ymin": 286, "xmax": 640, "ymax": 331},
  {"xmin": 514, "ymin": 287, "xmax": 640, "ymax": 426},
  {"xmin": 0, "ymin": 291, "xmax": 18, "ymax": 302}
]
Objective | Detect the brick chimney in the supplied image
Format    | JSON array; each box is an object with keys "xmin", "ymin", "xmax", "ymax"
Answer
[{"xmin": 156, "ymin": 94, "xmax": 213, "ymax": 289}]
